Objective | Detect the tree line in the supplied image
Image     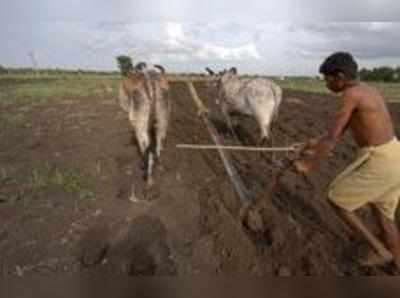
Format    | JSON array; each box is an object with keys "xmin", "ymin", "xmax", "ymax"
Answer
[
  {"xmin": 2, "ymin": 63, "xmax": 400, "ymax": 82},
  {"xmin": 0, "ymin": 65, "xmax": 119, "ymax": 76},
  {"xmin": 359, "ymin": 66, "xmax": 400, "ymax": 82}
]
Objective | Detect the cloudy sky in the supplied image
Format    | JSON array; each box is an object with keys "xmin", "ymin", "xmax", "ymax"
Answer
[{"xmin": 1, "ymin": 0, "xmax": 400, "ymax": 75}]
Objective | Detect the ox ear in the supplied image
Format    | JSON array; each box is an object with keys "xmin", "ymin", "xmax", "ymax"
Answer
[
  {"xmin": 229, "ymin": 67, "xmax": 237, "ymax": 75},
  {"xmin": 205, "ymin": 67, "xmax": 215, "ymax": 75}
]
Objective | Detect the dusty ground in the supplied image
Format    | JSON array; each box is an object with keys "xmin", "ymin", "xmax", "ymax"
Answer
[{"xmin": 1, "ymin": 82, "xmax": 400, "ymax": 276}]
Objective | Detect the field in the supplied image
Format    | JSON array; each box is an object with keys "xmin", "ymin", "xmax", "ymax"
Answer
[{"xmin": 1, "ymin": 75, "xmax": 400, "ymax": 276}]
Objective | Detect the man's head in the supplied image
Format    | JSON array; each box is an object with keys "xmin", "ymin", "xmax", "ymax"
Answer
[{"xmin": 319, "ymin": 52, "xmax": 358, "ymax": 93}]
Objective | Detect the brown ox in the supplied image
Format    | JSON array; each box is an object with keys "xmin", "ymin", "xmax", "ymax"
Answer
[{"xmin": 119, "ymin": 63, "xmax": 171, "ymax": 199}]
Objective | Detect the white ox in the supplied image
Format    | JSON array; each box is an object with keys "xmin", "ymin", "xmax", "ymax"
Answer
[{"xmin": 206, "ymin": 67, "xmax": 282, "ymax": 144}]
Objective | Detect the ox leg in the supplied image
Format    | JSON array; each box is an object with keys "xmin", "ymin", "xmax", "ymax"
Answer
[
  {"xmin": 129, "ymin": 181, "xmax": 139, "ymax": 202},
  {"xmin": 134, "ymin": 105, "xmax": 153, "ymax": 187},
  {"xmin": 221, "ymin": 104, "xmax": 240, "ymax": 142},
  {"xmin": 146, "ymin": 149, "xmax": 155, "ymax": 188},
  {"xmin": 266, "ymin": 122, "xmax": 277, "ymax": 163},
  {"xmin": 258, "ymin": 127, "xmax": 270, "ymax": 160},
  {"xmin": 224, "ymin": 113, "xmax": 240, "ymax": 142},
  {"xmin": 155, "ymin": 128, "xmax": 166, "ymax": 169},
  {"xmin": 138, "ymin": 123, "xmax": 154, "ymax": 188},
  {"xmin": 155, "ymin": 99, "xmax": 170, "ymax": 163},
  {"xmin": 258, "ymin": 120, "xmax": 269, "ymax": 146},
  {"xmin": 252, "ymin": 106, "xmax": 269, "ymax": 146},
  {"xmin": 128, "ymin": 103, "xmax": 136, "ymax": 139},
  {"xmin": 258, "ymin": 118, "xmax": 279, "ymax": 165}
]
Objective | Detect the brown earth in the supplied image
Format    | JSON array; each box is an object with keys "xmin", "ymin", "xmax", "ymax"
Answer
[{"xmin": 1, "ymin": 82, "xmax": 400, "ymax": 276}]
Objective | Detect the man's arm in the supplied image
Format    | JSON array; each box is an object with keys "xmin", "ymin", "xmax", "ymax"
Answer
[
  {"xmin": 295, "ymin": 94, "xmax": 359, "ymax": 174},
  {"xmin": 313, "ymin": 94, "xmax": 359, "ymax": 158}
]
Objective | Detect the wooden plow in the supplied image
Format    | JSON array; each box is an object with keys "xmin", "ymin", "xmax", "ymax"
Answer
[
  {"xmin": 184, "ymin": 81, "xmax": 305, "ymax": 232},
  {"xmin": 181, "ymin": 81, "xmax": 279, "ymax": 232},
  {"xmin": 186, "ymin": 82, "xmax": 253, "ymax": 205}
]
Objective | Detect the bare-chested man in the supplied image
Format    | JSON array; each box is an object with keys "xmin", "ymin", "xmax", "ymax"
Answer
[{"xmin": 295, "ymin": 52, "xmax": 400, "ymax": 268}]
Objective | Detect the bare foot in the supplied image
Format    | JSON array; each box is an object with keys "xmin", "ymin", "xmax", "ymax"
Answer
[{"xmin": 359, "ymin": 251, "xmax": 393, "ymax": 267}]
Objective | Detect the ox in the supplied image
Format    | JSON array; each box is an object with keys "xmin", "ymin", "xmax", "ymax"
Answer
[
  {"xmin": 206, "ymin": 67, "xmax": 282, "ymax": 145},
  {"xmin": 119, "ymin": 62, "xmax": 171, "ymax": 194}
]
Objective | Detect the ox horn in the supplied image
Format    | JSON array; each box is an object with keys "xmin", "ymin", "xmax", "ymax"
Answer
[
  {"xmin": 205, "ymin": 67, "xmax": 215, "ymax": 75},
  {"xmin": 154, "ymin": 64, "xmax": 166, "ymax": 74},
  {"xmin": 229, "ymin": 67, "xmax": 238, "ymax": 75}
]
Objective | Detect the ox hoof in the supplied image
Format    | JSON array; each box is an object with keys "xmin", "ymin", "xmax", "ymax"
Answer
[
  {"xmin": 157, "ymin": 163, "xmax": 165, "ymax": 171},
  {"xmin": 146, "ymin": 178, "xmax": 154, "ymax": 188},
  {"xmin": 258, "ymin": 137, "xmax": 268, "ymax": 146},
  {"xmin": 129, "ymin": 194, "xmax": 140, "ymax": 203}
]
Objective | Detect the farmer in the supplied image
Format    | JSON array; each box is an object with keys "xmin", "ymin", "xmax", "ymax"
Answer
[{"xmin": 295, "ymin": 52, "xmax": 400, "ymax": 268}]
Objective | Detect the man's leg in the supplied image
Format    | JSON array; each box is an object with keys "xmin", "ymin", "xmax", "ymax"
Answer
[
  {"xmin": 329, "ymin": 202, "xmax": 393, "ymax": 264},
  {"xmin": 373, "ymin": 206, "xmax": 400, "ymax": 268}
]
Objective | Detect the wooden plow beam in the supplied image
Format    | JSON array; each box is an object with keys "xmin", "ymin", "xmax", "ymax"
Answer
[
  {"xmin": 176, "ymin": 144, "xmax": 299, "ymax": 152},
  {"xmin": 186, "ymin": 82, "xmax": 253, "ymax": 205}
]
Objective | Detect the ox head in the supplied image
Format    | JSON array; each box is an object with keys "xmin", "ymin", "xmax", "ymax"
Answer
[
  {"xmin": 135, "ymin": 62, "xmax": 147, "ymax": 72},
  {"xmin": 136, "ymin": 62, "xmax": 167, "ymax": 81},
  {"xmin": 135, "ymin": 62, "xmax": 166, "ymax": 75},
  {"xmin": 205, "ymin": 67, "xmax": 238, "ymax": 105}
]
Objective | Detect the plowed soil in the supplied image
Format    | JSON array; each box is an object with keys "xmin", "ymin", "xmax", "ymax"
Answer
[{"xmin": 1, "ymin": 82, "xmax": 399, "ymax": 276}]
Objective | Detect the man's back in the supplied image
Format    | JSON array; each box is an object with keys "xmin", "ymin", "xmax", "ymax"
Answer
[{"xmin": 344, "ymin": 83, "xmax": 395, "ymax": 147}]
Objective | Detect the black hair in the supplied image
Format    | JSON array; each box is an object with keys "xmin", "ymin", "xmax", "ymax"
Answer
[{"xmin": 319, "ymin": 52, "xmax": 358, "ymax": 80}]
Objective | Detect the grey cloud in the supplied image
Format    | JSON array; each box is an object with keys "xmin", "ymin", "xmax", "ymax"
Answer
[
  {"xmin": 2, "ymin": 0, "xmax": 400, "ymax": 25},
  {"xmin": 2, "ymin": 19, "xmax": 400, "ymax": 75},
  {"xmin": 289, "ymin": 23, "xmax": 400, "ymax": 60}
]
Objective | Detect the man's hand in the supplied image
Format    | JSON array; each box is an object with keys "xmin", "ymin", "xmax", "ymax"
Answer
[
  {"xmin": 197, "ymin": 107, "xmax": 209, "ymax": 118},
  {"xmin": 302, "ymin": 137, "xmax": 321, "ymax": 154},
  {"xmin": 293, "ymin": 137, "xmax": 320, "ymax": 154},
  {"xmin": 300, "ymin": 136, "xmax": 335, "ymax": 158},
  {"xmin": 294, "ymin": 159, "xmax": 315, "ymax": 175}
]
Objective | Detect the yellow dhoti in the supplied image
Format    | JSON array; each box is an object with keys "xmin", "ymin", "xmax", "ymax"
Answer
[{"xmin": 328, "ymin": 138, "xmax": 400, "ymax": 220}]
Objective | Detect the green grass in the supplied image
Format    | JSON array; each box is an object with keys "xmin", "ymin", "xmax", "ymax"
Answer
[
  {"xmin": 279, "ymin": 78, "xmax": 328, "ymax": 95},
  {"xmin": 0, "ymin": 171, "xmax": 17, "ymax": 204},
  {"xmin": 373, "ymin": 82, "xmax": 400, "ymax": 102},
  {"xmin": 29, "ymin": 166, "xmax": 94, "ymax": 199},
  {"xmin": 1, "ymin": 74, "xmax": 399, "ymax": 105},
  {"xmin": 0, "ymin": 166, "xmax": 94, "ymax": 204},
  {"xmin": 0, "ymin": 113, "xmax": 27, "ymax": 129},
  {"xmin": 0, "ymin": 74, "xmax": 119, "ymax": 105}
]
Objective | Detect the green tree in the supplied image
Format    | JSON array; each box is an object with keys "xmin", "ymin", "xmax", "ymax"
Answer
[
  {"xmin": 0, "ymin": 65, "xmax": 7, "ymax": 74},
  {"xmin": 116, "ymin": 55, "xmax": 134, "ymax": 76},
  {"xmin": 359, "ymin": 66, "xmax": 400, "ymax": 82},
  {"xmin": 359, "ymin": 68, "xmax": 369, "ymax": 80},
  {"xmin": 377, "ymin": 66, "xmax": 395, "ymax": 82}
]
